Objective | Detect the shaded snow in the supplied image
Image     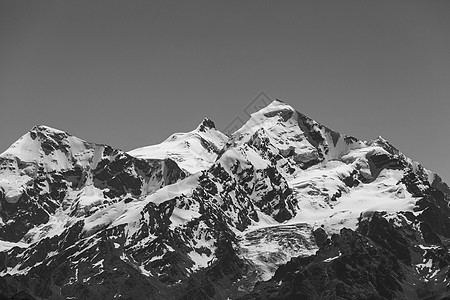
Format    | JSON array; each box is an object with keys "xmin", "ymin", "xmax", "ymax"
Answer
[
  {"xmin": 128, "ymin": 121, "xmax": 227, "ymax": 174},
  {"xmin": 290, "ymin": 166, "xmax": 418, "ymax": 234}
]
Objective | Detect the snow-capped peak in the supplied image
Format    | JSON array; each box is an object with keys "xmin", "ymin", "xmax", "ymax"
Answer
[
  {"xmin": 0, "ymin": 125, "xmax": 98, "ymax": 170},
  {"xmin": 228, "ymin": 99, "xmax": 365, "ymax": 167},
  {"xmin": 256, "ymin": 98, "xmax": 293, "ymax": 114},
  {"xmin": 31, "ymin": 124, "xmax": 67, "ymax": 135},
  {"xmin": 196, "ymin": 117, "xmax": 216, "ymax": 132},
  {"xmin": 128, "ymin": 118, "xmax": 228, "ymax": 174},
  {"xmin": 237, "ymin": 99, "xmax": 296, "ymax": 132}
]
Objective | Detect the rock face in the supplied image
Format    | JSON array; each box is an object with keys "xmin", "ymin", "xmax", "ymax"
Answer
[{"xmin": 0, "ymin": 100, "xmax": 449, "ymax": 300}]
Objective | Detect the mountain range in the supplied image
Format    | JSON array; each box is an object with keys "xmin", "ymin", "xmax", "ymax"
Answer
[{"xmin": 1, "ymin": 100, "xmax": 449, "ymax": 300}]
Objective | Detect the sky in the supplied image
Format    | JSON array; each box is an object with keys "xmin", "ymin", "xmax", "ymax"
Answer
[{"xmin": 1, "ymin": 1, "xmax": 449, "ymax": 182}]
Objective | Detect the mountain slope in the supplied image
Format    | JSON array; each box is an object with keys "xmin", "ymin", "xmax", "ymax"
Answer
[
  {"xmin": 128, "ymin": 118, "xmax": 227, "ymax": 174},
  {"xmin": 0, "ymin": 100, "xmax": 449, "ymax": 300},
  {"xmin": 0, "ymin": 125, "xmax": 187, "ymax": 244}
]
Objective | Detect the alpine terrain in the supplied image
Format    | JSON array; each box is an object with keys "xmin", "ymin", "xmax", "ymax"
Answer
[{"xmin": 1, "ymin": 100, "xmax": 449, "ymax": 300}]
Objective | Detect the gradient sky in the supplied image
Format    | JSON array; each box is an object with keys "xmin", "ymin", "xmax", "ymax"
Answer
[{"xmin": 1, "ymin": 1, "xmax": 449, "ymax": 182}]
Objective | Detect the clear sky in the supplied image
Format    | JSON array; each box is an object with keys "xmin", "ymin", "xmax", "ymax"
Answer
[{"xmin": 1, "ymin": 1, "xmax": 449, "ymax": 182}]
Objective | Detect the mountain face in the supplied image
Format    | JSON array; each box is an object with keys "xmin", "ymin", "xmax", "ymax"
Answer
[{"xmin": 0, "ymin": 100, "xmax": 449, "ymax": 300}]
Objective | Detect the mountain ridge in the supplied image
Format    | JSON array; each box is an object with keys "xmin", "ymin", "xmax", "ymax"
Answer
[{"xmin": 0, "ymin": 100, "xmax": 449, "ymax": 299}]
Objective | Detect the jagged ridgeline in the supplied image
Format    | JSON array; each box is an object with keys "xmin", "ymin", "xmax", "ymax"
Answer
[{"xmin": 0, "ymin": 100, "xmax": 449, "ymax": 300}]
